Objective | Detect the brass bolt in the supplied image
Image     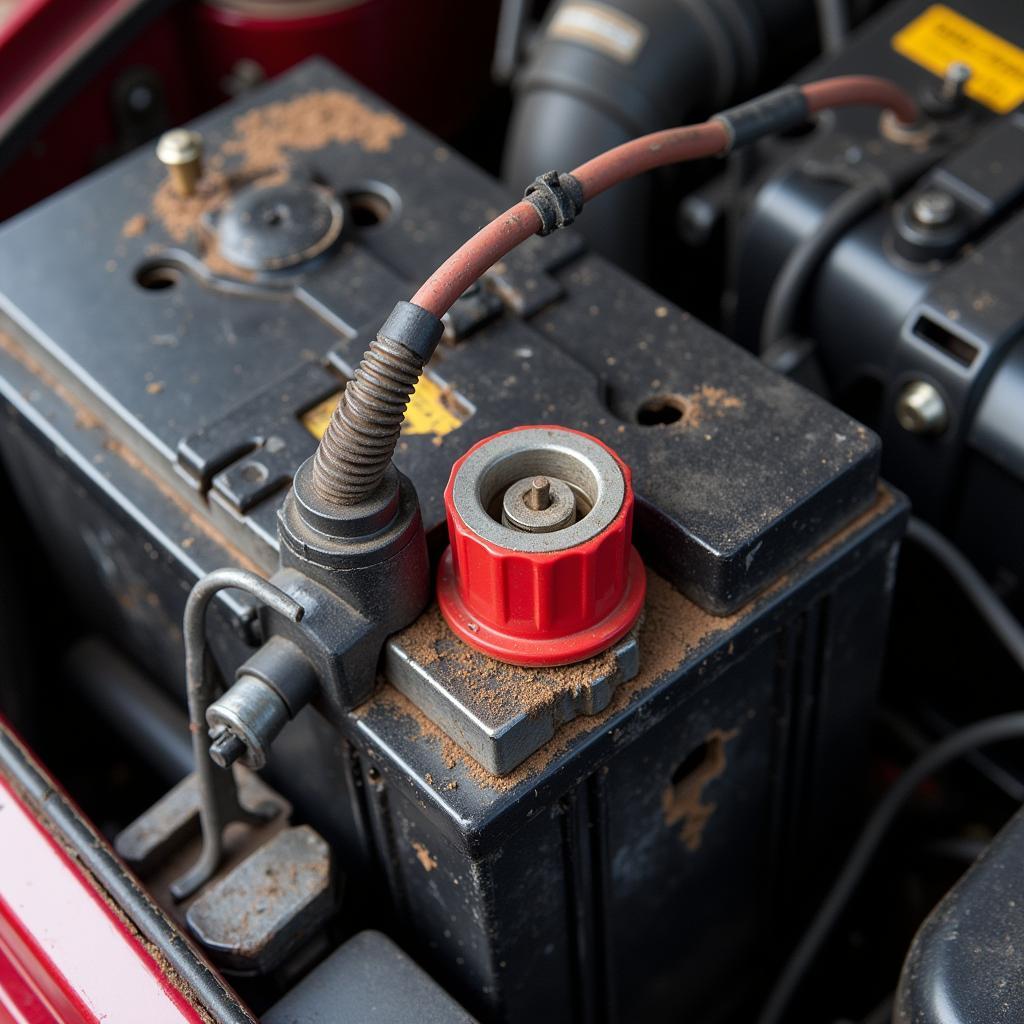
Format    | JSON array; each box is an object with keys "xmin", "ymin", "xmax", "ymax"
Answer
[{"xmin": 156, "ymin": 128, "xmax": 204, "ymax": 197}]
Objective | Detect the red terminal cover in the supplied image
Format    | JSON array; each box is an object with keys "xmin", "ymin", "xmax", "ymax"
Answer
[{"xmin": 436, "ymin": 425, "xmax": 646, "ymax": 666}]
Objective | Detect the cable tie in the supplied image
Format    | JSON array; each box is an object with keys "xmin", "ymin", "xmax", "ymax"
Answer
[{"xmin": 524, "ymin": 171, "xmax": 584, "ymax": 236}]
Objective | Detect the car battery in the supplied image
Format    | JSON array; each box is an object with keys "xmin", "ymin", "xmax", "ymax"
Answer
[{"xmin": 0, "ymin": 61, "xmax": 905, "ymax": 1024}]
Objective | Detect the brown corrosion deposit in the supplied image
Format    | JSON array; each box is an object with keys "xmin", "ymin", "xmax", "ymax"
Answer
[
  {"xmin": 412, "ymin": 841, "xmax": 438, "ymax": 872},
  {"xmin": 152, "ymin": 170, "xmax": 231, "ymax": 243},
  {"xmin": 363, "ymin": 569, "xmax": 743, "ymax": 792},
  {"xmin": 148, "ymin": 89, "xmax": 405, "ymax": 272},
  {"xmin": 396, "ymin": 603, "xmax": 619, "ymax": 726},
  {"xmin": 676, "ymin": 385, "xmax": 744, "ymax": 429},
  {"xmin": 223, "ymin": 89, "xmax": 406, "ymax": 171},
  {"xmin": 121, "ymin": 213, "xmax": 148, "ymax": 238},
  {"xmin": 661, "ymin": 728, "xmax": 739, "ymax": 852},
  {"xmin": 362, "ymin": 486, "xmax": 895, "ymax": 793}
]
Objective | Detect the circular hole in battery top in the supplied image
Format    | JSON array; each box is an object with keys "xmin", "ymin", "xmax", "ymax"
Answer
[
  {"xmin": 346, "ymin": 189, "xmax": 394, "ymax": 227},
  {"xmin": 637, "ymin": 394, "xmax": 688, "ymax": 426},
  {"xmin": 135, "ymin": 263, "xmax": 181, "ymax": 290}
]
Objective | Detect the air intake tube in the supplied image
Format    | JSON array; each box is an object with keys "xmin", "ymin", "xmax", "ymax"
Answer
[{"xmin": 503, "ymin": 0, "xmax": 816, "ymax": 276}]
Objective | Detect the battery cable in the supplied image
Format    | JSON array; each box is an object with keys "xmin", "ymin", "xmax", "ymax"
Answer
[{"xmin": 410, "ymin": 75, "xmax": 919, "ymax": 319}]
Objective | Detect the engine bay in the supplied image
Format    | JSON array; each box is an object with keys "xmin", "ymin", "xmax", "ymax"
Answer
[{"xmin": 1, "ymin": 2, "xmax": 1023, "ymax": 1022}]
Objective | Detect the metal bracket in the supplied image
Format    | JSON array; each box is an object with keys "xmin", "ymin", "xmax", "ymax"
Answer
[{"xmin": 170, "ymin": 568, "xmax": 304, "ymax": 902}]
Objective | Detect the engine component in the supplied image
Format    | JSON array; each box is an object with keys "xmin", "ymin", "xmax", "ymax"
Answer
[
  {"xmin": 896, "ymin": 800, "xmax": 1024, "ymax": 1023},
  {"xmin": 436, "ymin": 426, "xmax": 646, "ymax": 666},
  {"xmin": 0, "ymin": 60, "xmax": 907, "ymax": 1023},
  {"xmin": 264, "ymin": 930, "xmax": 476, "ymax": 1024},
  {"xmin": 206, "ymin": 636, "xmax": 318, "ymax": 770},
  {"xmin": 185, "ymin": 825, "xmax": 334, "ymax": 975},
  {"xmin": 503, "ymin": 0, "xmax": 821, "ymax": 274},
  {"xmin": 726, "ymin": 0, "xmax": 1024, "ymax": 600}
]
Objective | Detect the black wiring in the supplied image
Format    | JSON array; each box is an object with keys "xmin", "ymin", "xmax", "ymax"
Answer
[
  {"xmin": 906, "ymin": 517, "xmax": 1024, "ymax": 673},
  {"xmin": 758, "ymin": 712, "xmax": 1024, "ymax": 1024},
  {"xmin": 759, "ymin": 177, "xmax": 888, "ymax": 353},
  {"xmin": 815, "ymin": 0, "xmax": 850, "ymax": 54},
  {"xmin": 760, "ymin": 520, "xmax": 1024, "ymax": 1023}
]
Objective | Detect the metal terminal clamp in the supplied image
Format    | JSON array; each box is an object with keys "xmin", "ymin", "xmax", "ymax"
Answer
[{"xmin": 170, "ymin": 568, "xmax": 305, "ymax": 901}]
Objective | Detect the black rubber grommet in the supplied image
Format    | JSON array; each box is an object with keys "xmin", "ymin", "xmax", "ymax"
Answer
[
  {"xmin": 524, "ymin": 171, "xmax": 585, "ymax": 236},
  {"xmin": 380, "ymin": 301, "xmax": 445, "ymax": 361},
  {"xmin": 713, "ymin": 85, "xmax": 810, "ymax": 150}
]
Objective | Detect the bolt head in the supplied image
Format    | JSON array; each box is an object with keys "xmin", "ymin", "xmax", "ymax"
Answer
[
  {"xmin": 896, "ymin": 380, "xmax": 948, "ymax": 436},
  {"xmin": 942, "ymin": 61, "xmax": 972, "ymax": 97},
  {"xmin": 156, "ymin": 128, "xmax": 203, "ymax": 167},
  {"xmin": 911, "ymin": 189, "xmax": 957, "ymax": 228}
]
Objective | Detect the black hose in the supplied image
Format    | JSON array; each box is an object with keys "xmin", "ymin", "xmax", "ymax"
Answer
[
  {"xmin": 757, "ymin": 712, "xmax": 1024, "ymax": 1024},
  {"xmin": 906, "ymin": 517, "xmax": 1024, "ymax": 674},
  {"xmin": 759, "ymin": 179, "xmax": 886, "ymax": 353}
]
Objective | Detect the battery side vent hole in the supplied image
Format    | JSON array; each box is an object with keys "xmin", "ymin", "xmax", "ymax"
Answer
[
  {"xmin": 663, "ymin": 729, "xmax": 737, "ymax": 853},
  {"xmin": 135, "ymin": 263, "xmax": 181, "ymax": 290},
  {"xmin": 637, "ymin": 394, "xmax": 688, "ymax": 427},
  {"xmin": 670, "ymin": 737, "xmax": 718, "ymax": 790}
]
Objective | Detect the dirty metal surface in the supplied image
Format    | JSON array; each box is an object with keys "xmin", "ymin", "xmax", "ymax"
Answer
[
  {"xmin": 0, "ymin": 58, "xmax": 879, "ymax": 613},
  {"xmin": 115, "ymin": 767, "xmax": 285, "ymax": 875},
  {"xmin": 385, "ymin": 618, "xmax": 639, "ymax": 775},
  {"xmin": 185, "ymin": 825, "xmax": 334, "ymax": 974}
]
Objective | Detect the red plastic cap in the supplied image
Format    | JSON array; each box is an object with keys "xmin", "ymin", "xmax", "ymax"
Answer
[{"xmin": 436, "ymin": 425, "xmax": 646, "ymax": 666}]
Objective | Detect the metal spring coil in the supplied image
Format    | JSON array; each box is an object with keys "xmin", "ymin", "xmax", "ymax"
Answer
[{"xmin": 311, "ymin": 335, "xmax": 424, "ymax": 505}]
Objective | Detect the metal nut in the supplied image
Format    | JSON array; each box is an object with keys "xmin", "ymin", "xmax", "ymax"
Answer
[
  {"xmin": 911, "ymin": 190, "xmax": 957, "ymax": 228},
  {"xmin": 896, "ymin": 380, "xmax": 948, "ymax": 436}
]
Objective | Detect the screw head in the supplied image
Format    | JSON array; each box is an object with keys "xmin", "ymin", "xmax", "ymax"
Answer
[
  {"xmin": 208, "ymin": 728, "xmax": 247, "ymax": 769},
  {"xmin": 912, "ymin": 189, "xmax": 957, "ymax": 228},
  {"xmin": 156, "ymin": 128, "xmax": 203, "ymax": 167},
  {"xmin": 896, "ymin": 380, "xmax": 948, "ymax": 436}
]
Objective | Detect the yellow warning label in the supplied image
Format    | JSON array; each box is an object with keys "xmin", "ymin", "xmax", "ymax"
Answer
[
  {"xmin": 301, "ymin": 375, "xmax": 464, "ymax": 440},
  {"xmin": 893, "ymin": 5, "xmax": 1024, "ymax": 114}
]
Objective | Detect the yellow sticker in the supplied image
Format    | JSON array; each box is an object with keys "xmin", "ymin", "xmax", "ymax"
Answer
[
  {"xmin": 301, "ymin": 375, "xmax": 464, "ymax": 440},
  {"xmin": 893, "ymin": 5, "xmax": 1024, "ymax": 114}
]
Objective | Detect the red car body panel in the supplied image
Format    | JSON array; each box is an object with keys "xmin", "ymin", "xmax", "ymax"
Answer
[{"xmin": 0, "ymin": 776, "xmax": 203, "ymax": 1024}]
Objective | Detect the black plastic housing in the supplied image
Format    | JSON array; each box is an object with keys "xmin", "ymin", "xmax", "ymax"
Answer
[
  {"xmin": 896, "ymin": 806, "xmax": 1024, "ymax": 1022},
  {"xmin": 730, "ymin": 0, "xmax": 1024, "ymax": 597}
]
